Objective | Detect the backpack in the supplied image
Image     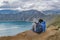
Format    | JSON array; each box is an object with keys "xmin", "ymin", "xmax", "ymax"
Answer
[{"xmin": 35, "ymin": 23, "xmax": 43, "ymax": 33}]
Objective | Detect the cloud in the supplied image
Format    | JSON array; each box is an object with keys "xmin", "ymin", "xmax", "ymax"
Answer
[{"xmin": 0, "ymin": 0, "xmax": 60, "ymax": 11}]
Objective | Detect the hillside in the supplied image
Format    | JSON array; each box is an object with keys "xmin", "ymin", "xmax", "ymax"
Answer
[
  {"xmin": 0, "ymin": 25, "xmax": 60, "ymax": 40},
  {"xmin": 48, "ymin": 15, "xmax": 60, "ymax": 27},
  {"xmin": 0, "ymin": 10, "xmax": 46, "ymax": 21},
  {"xmin": 0, "ymin": 10, "xmax": 57, "ymax": 22}
]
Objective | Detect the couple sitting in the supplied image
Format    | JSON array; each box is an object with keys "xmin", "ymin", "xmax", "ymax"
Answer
[{"xmin": 32, "ymin": 19, "xmax": 46, "ymax": 34}]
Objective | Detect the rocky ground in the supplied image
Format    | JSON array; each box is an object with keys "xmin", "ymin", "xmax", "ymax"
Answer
[{"xmin": 0, "ymin": 25, "xmax": 60, "ymax": 40}]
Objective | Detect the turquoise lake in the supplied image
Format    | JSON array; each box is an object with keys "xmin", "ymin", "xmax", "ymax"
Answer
[{"xmin": 0, "ymin": 21, "xmax": 32, "ymax": 36}]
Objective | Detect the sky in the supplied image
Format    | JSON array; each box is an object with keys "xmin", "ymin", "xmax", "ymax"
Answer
[{"xmin": 0, "ymin": 0, "xmax": 60, "ymax": 11}]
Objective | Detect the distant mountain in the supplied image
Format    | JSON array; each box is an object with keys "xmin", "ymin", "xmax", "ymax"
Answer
[
  {"xmin": 0, "ymin": 10, "xmax": 47, "ymax": 22},
  {"xmin": 0, "ymin": 9, "xmax": 59, "ymax": 24},
  {"xmin": 0, "ymin": 10, "xmax": 20, "ymax": 14},
  {"xmin": 43, "ymin": 9, "xmax": 60, "ymax": 15}
]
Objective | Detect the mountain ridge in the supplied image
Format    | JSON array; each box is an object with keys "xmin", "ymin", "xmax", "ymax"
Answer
[
  {"xmin": 0, "ymin": 10, "xmax": 46, "ymax": 22},
  {"xmin": 0, "ymin": 9, "xmax": 59, "ymax": 26}
]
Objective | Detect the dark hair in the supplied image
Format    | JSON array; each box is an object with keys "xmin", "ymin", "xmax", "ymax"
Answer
[{"xmin": 39, "ymin": 19, "xmax": 43, "ymax": 23}]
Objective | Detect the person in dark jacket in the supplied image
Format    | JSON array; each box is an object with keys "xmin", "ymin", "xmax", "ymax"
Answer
[{"xmin": 32, "ymin": 19, "xmax": 46, "ymax": 33}]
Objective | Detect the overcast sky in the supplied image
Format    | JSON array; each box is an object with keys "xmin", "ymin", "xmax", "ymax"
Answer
[{"xmin": 0, "ymin": 0, "xmax": 60, "ymax": 11}]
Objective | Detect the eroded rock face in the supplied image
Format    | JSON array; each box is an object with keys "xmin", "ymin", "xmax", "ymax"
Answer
[
  {"xmin": 47, "ymin": 31, "xmax": 60, "ymax": 40},
  {"xmin": 0, "ymin": 25, "xmax": 60, "ymax": 40}
]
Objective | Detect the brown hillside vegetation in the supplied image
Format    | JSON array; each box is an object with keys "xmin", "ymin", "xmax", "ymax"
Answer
[{"xmin": 0, "ymin": 25, "xmax": 60, "ymax": 40}]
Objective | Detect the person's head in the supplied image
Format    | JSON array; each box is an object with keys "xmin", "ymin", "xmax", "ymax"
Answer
[{"xmin": 39, "ymin": 19, "xmax": 43, "ymax": 23}]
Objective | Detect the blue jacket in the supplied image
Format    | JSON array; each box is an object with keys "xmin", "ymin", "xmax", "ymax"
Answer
[
  {"xmin": 41, "ymin": 21, "xmax": 46, "ymax": 32},
  {"xmin": 32, "ymin": 21, "xmax": 46, "ymax": 32}
]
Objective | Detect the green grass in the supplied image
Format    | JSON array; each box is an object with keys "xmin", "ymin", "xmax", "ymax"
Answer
[{"xmin": 48, "ymin": 15, "xmax": 60, "ymax": 28}]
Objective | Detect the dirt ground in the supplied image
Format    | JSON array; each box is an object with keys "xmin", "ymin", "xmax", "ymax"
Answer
[{"xmin": 0, "ymin": 25, "xmax": 60, "ymax": 40}]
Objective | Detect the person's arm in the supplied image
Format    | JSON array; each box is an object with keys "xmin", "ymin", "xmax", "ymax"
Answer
[
  {"xmin": 32, "ymin": 23, "xmax": 36, "ymax": 31},
  {"xmin": 42, "ymin": 21, "xmax": 46, "ymax": 32},
  {"xmin": 44, "ymin": 22, "xmax": 46, "ymax": 32},
  {"xmin": 32, "ymin": 23, "xmax": 35, "ymax": 31}
]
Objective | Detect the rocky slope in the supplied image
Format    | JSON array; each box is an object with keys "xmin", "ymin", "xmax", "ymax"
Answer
[{"xmin": 0, "ymin": 25, "xmax": 60, "ymax": 40}]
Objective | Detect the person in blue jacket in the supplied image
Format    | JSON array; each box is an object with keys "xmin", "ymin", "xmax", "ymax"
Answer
[{"xmin": 32, "ymin": 19, "xmax": 46, "ymax": 33}]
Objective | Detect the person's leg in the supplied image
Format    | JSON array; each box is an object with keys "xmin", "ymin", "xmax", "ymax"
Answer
[{"xmin": 36, "ymin": 32, "xmax": 42, "ymax": 34}]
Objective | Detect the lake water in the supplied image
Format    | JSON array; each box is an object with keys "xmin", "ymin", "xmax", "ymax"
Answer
[{"xmin": 0, "ymin": 21, "xmax": 32, "ymax": 36}]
